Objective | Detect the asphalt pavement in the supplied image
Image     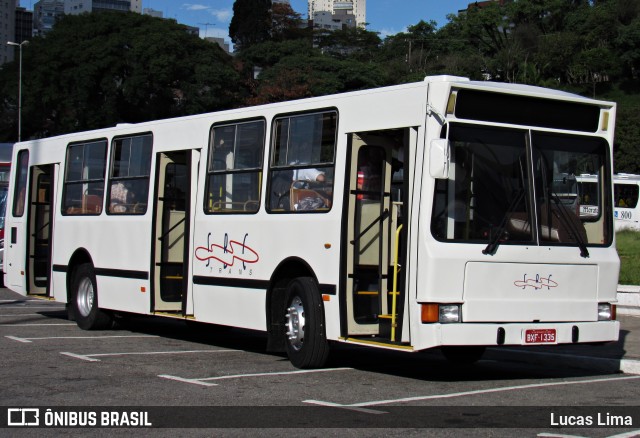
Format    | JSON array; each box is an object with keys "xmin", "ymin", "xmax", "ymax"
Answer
[{"xmin": 1, "ymin": 286, "xmax": 639, "ymax": 375}]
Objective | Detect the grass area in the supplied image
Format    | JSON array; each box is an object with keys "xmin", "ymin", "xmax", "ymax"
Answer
[{"xmin": 617, "ymin": 230, "xmax": 640, "ymax": 285}]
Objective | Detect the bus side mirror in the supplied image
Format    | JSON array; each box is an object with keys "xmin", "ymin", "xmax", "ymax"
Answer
[{"xmin": 429, "ymin": 139, "xmax": 450, "ymax": 179}]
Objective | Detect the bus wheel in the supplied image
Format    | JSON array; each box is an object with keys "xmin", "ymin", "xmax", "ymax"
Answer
[
  {"xmin": 441, "ymin": 346, "xmax": 486, "ymax": 364},
  {"xmin": 71, "ymin": 263, "xmax": 113, "ymax": 330},
  {"xmin": 284, "ymin": 277, "xmax": 329, "ymax": 369}
]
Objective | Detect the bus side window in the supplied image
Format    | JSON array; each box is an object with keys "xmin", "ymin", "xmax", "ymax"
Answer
[
  {"xmin": 268, "ymin": 111, "xmax": 336, "ymax": 213},
  {"xmin": 62, "ymin": 140, "xmax": 107, "ymax": 216},
  {"xmin": 107, "ymin": 134, "xmax": 152, "ymax": 215},
  {"xmin": 205, "ymin": 119, "xmax": 265, "ymax": 214}
]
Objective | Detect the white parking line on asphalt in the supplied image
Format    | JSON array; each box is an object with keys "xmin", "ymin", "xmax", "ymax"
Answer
[
  {"xmin": 6, "ymin": 334, "xmax": 158, "ymax": 343},
  {"xmin": 0, "ymin": 323, "xmax": 76, "ymax": 326},
  {"xmin": 0, "ymin": 306, "xmax": 66, "ymax": 309},
  {"xmin": 60, "ymin": 349, "xmax": 241, "ymax": 362},
  {"xmin": 158, "ymin": 367, "xmax": 353, "ymax": 387},
  {"xmin": 304, "ymin": 375, "xmax": 640, "ymax": 411}
]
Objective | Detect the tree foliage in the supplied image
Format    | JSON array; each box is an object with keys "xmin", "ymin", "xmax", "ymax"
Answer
[
  {"xmin": 229, "ymin": 0, "xmax": 272, "ymax": 51},
  {"xmin": 0, "ymin": 12, "xmax": 240, "ymax": 140}
]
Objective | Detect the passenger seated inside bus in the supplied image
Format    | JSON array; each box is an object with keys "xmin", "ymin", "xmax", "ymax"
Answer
[
  {"xmin": 109, "ymin": 182, "xmax": 139, "ymax": 213},
  {"xmin": 270, "ymin": 168, "xmax": 331, "ymax": 211}
]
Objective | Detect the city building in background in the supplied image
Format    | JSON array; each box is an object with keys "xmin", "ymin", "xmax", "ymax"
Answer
[
  {"xmin": 33, "ymin": 0, "xmax": 65, "ymax": 36},
  {"xmin": 205, "ymin": 37, "xmax": 230, "ymax": 54},
  {"xmin": 308, "ymin": 0, "xmax": 366, "ymax": 28},
  {"xmin": 15, "ymin": 6, "xmax": 33, "ymax": 42},
  {"xmin": 142, "ymin": 7, "xmax": 162, "ymax": 19},
  {"xmin": 1, "ymin": 1, "xmax": 18, "ymax": 64},
  {"xmin": 64, "ymin": 0, "xmax": 139, "ymax": 15}
]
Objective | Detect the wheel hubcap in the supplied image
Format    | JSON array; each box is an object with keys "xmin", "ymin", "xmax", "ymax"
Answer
[
  {"xmin": 285, "ymin": 296, "xmax": 305, "ymax": 351},
  {"xmin": 76, "ymin": 277, "xmax": 94, "ymax": 317}
]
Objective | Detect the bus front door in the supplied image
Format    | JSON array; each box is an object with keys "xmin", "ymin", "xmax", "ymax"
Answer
[
  {"xmin": 152, "ymin": 150, "xmax": 198, "ymax": 314},
  {"xmin": 27, "ymin": 164, "xmax": 54, "ymax": 296},
  {"xmin": 345, "ymin": 131, "xmax": 408, "ymax": 342}
]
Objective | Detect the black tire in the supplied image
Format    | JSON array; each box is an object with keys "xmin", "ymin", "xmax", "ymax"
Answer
[
  {"xmin": 284, "ymin": 277, "xmax": 329, "ymax": 369},
  {"xmin": 441, "ymin": 346, "xmax": 486, "ymax": 364},
  {"xmin": 71, "ymin": 263, "xmax": 113, "ymax": 330}
]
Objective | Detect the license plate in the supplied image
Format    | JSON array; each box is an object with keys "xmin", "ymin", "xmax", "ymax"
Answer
[{"xmin": 524, "ymin": 329, "xmax": 557, "ymax": 344}]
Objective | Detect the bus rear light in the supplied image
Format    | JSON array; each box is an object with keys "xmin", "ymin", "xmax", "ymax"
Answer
[
  {"xmin": 421, "ymin": 304, "xmax": 461, "ymax": 323},
  {"xmin": 597, "ymin": 303, "xmax": 615, "ymax": 321}
]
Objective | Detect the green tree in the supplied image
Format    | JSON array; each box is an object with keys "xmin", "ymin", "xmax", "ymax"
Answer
[
  {"xmin": 229, "ymin": 0, "xmax": 272, "ymax": 51},
  {"xmin": 246, "ymin": 53, "xmax": 386, "ymax": 105},
  {"xmin": 0, "ymin": 12, "xmax": 240, "ymax": 141},
  {"xmin": 271, "ymin": 1, "xmax": 309, "ymax": 41}
]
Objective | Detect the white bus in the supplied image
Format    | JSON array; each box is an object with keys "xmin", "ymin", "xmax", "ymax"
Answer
[
  {"xmin": 578, "ymin": 173, "xmax": 640, "ymax": 231},
  {"xmin": 4, "ymin": 76, "xmax": 620, "ymax": 368}
]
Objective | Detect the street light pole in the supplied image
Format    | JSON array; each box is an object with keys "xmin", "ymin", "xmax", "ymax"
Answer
[{"xmin": 7, "ymin": 40, "xmax": 29, "ymax": 142}]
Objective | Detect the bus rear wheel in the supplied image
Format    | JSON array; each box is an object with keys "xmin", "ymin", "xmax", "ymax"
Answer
[
  {"xmin": 284, "ymin": 277, "xmax": 329, "ymax": 369},
  {"xmin": 71, "ymin": 263, "xmax": 113, "ymax": 330}
]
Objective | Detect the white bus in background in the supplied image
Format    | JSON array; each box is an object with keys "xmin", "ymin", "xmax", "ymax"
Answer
[
  {"xmin": 3, "ymin": 76, "xmax": 620, "ymax": 368},
  {"xmin": 578, "ymin": 173, "xmax": 640, "ymax": 231}
]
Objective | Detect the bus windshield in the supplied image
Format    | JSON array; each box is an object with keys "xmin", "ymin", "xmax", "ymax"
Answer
[{"xmin": 431, "ymin": 124, "xmax": 610, "ymax": 250}]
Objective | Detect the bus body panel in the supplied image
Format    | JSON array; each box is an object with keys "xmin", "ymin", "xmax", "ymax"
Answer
[
  {"xmin": 437, "ymin": 321, "xmax": 619, "ymax": 347},
  {"xmin": 463, "ymin": 262, "xmax": 598, "ymax": 322}
]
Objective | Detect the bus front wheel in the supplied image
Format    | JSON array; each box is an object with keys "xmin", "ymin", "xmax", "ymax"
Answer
[
  {"xmin": 71, "ymin": 263, "xmax": 113, "ymax": 330},
  {"xmin": 284, "ymin": 277, "xmax": 329, "ymax": 369}
]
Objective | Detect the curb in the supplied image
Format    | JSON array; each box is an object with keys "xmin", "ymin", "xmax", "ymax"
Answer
[
  {"xmin": 486, "ymin": 349, "xmax": 640, "ymax": 375},
  {"xmin": 617, "ymin": 285, "xmax": 640, "ymax": 316}
]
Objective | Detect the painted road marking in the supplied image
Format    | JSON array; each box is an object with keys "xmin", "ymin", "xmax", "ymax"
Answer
[
  {"xmin": 159, "ymin": 367, "xmax": 353, "ymax": 387},
  {"xmin": 6, "ymin": 334, "xmax": 158, "ymax": 343},
  {"xmin": 0, "ymin": 323, "xmax": 76, "ymax": 326},
  {"xmin": 304, "ymin": 375, "xmax": 640, "ymax": 411},
  {"xmin": 61, "ymin": 349, "xmax": 241, "ymax": 362},
  {"xmin": 0, "ymin": 306, "xmax": 66, "ymax": 309}
]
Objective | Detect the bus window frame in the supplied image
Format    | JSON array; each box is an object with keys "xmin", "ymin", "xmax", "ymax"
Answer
[
  {"xmin": 61, "ymin": 138, "xmax": 108, "ymax": 217},
  {"xmin": 106, "ymin": 133, "xmax": 153, "ymax": 216},
  {"xmin": 266, "ymin": 108, "xmax": 338, "ymax": 214},
  {"xmin": 204, "ymin": 117, "xmax": 267, "ymax": 215},
  {"xmin": 12, "ymin": 149, "xmax": 29, "ymax": 217}
]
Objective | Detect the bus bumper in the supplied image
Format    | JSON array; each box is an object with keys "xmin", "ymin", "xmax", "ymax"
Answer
[{"xmin": 430, "ymin": 320, "xmax": 620, "ymax": 347}]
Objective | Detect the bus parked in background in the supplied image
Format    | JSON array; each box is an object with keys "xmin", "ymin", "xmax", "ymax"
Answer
[
  {"xmin": 578, "ymin": 173, "xmax": 640, "ymax": 231},
  {"xmin": 0, "ymin": 143, "xmax": 13, "ymax": 286},
  {"xmin": 3, "ymin": 76, "xmax": 620, "ymax": 368}
]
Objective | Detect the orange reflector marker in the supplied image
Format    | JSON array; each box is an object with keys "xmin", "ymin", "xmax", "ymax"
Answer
[
  {"xmin": 612, "ymin": 304, "xmax": 617, "ymax": 321},
  {"xmin": 421, "ymin": 304, "xmax": 439, "ymax": 323},
  {"xmin": 322, "ymin": 295, "xmax": 330, "ymax": 302},
  {"xmin": 140, "ymin": 287, "xmax": 146, "ymax": 293},
  {"xmin": 20, "ymin": 271, "xmax": 24, "ymax": 276},
  {"xmin": 324, "ymin": 243, "xmax": 332, "ymax": 249}
]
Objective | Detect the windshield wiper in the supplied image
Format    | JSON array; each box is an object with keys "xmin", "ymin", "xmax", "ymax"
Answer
[
  {"xmin": 483, "ymin": 189, "xmax": 525, "ymax": 256},
  {"xmin": 549, "ymin": 193, "xmax": 590, "ymax": 258}
]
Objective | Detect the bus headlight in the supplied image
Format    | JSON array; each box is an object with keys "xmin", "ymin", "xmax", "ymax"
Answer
[
  {"xmin": 439, "ymin": 305, "xmax": 461, "ymax": 323},
  {"xmin": 597, "ymin": 303, "xmax": 615, "ymax": 321},
  {"xmin": 421, "ymin": 304, "xmax": 461, "ymax": 323}
]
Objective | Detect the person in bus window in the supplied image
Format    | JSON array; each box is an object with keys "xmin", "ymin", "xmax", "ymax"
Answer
[
  {"xmin": 291, "ymin": 141, "xmax": 325, "ymax": 183},
  {"xmin": 111, "ymin": 182, "xmax": 134, "ymax": 213}
]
